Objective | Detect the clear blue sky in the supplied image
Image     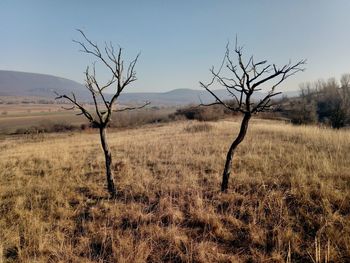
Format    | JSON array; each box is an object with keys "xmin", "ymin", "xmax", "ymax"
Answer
[{"xmin": 1, "ymin": 0, "xmax": 350, "ymax": 92}]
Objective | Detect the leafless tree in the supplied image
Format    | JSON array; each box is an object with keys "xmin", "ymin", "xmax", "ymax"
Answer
[
  {"xmin": 55, "ymin": 30, "xmax": 149, "ymax": 198},
  {"xmin": 200, "ymin": 42, "xmax": 306, "ymax": 192}
]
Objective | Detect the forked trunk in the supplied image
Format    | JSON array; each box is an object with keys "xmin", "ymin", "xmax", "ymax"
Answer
[
  {"xmin": 99, "ymin": 127, "xmax": 117, "ymax": 198},
  {"xmin": 221, "ymin": 113, "xmax": 251, "ymax": 192}
]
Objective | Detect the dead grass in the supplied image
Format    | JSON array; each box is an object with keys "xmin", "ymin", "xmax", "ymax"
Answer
[{"xmin": 0, "ymin": 119, "xmax": 349, "ymax": 262}]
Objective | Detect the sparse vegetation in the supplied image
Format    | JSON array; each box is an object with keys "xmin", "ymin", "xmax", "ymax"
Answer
[
  {"xmin": 0, "ymin": 119, "xmax": 349, "ymax": 262},
  {"xmin": 1, "ymin": 2, "xmax": 349, "ymax": 262},
  {"xmin": 172, "ymin": 105, "xmax": 231, "ymax": 122},
  {"xmin": 110, "ymin": 108, "xmax": 173, "ymax": 128},
  {"xmin": 14, "ymin": 121, "xmax": 78, "ymax": 134}
]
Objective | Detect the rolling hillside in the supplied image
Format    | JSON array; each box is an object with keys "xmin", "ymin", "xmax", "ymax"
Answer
[{"xmin": 0, "ymin": 70, "xmax": 89, "ymax": 99}]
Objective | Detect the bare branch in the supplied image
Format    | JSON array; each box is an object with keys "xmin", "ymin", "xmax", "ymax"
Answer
[
  {"xmin": 199, "ymin": 81, "xmax": 232, "ymax": 110},
  {"xmin": 74, "ymin": 29, "xmax": 118, "ymax": 78},
  {"xmin": 252, "ymin": 92, "xmax": 282, "ymax": 113},
  {"xmin": 198, "ymin": 101, "xmax": 225, "ymax": 107},
  {"xmin": 226, "ymin": 87, "xmax": 241, "ymax": 106},
  {"xmin": 113, "ymin": 101, "xmax": 150, "ymax": 112},
  {"xmin": 200, "ymin": 40, "xmax": 306, "ymax": 117},
  {"xmin": 251, "ymin": 59, "xmax": 306, "ymax": 90},
  {"xmin": 70, "ymin": 29, "xmax": 142, "ymax": 125},
  {"xmin": 54, "ymin": 91, "xmax": 95, "ymax": 123},
  {"xmin": 84, "ymin": 66, "xmax": 103, "ymax": 123}
]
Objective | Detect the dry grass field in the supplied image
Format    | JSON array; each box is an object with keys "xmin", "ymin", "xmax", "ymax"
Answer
[
  {"xmin": 0, "ymin": 103, "xmax": 81, "ymax": 134},
  {"xmin": 0, "ymin": 119, "xmax": 349, "ymax": 262},
  {"xmin": 0, "ymin": 102, "xmax": 175, "ymax": 134}
]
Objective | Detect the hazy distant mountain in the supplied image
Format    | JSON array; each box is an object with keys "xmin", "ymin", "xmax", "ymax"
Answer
[
  {"xmin": 118, "ymin": 88, "xmax": 299, "ymax": 105},
  {"xmin": 118, "ymin": 88, "xmax": 229, "ymax": 105},
  {"xmin": 0, "ymin": 70, "xmax": 89, "ymax": 100},
  {"xmin": 0, "ymin": 70, "xmax": 299, "ymax": 105}
]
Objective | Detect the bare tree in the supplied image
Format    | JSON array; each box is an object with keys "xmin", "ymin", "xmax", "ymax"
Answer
[
  {"xmin": 200, "ymin": 42, "xmax": 305, "ymax": 192},
  {"xmin": 56, "ymin": 30, "xmax": 149, "ymax": 198},
  {"xmin": 317, "ymin": 78, "xmax": 349, "ymax": 128}
]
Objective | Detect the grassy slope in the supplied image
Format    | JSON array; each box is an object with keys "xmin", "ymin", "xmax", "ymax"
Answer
[{"xmin": 0, "ymin": 119, "xmax": 349, "ymax": 262}]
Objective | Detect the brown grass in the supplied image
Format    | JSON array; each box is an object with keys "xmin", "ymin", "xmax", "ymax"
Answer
[
  {"xmin": 0, "ymin": 104, "xmax": 175, "ymax": 134},
  {"xmin": 0, "ymin": 103, "xmax": 86, "ymax": 134},
  {"xmin": 0, "ymin": 119, "xmax": 349, "ymax": 262}
]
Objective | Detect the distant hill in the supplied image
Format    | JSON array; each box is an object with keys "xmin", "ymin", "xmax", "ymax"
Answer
[
  {"xmin": 118, "ymin": 88, "xmax": 299, "ymax": 105},
  {"xmin": 118, "ymin": 88, "xmax": 228, "ymax": 105},
  {"xmin": 0, "ymin": 70, "xmax": 89, "ymax": 100},
  {"xmin": 0, "ymin": 70, "xmax": 299, "ymax": 105}
]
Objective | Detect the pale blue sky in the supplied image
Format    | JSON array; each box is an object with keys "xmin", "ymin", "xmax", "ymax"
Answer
[{"xmin": 1, "ymin": 0, "xmax": 350, "ymax": 92}]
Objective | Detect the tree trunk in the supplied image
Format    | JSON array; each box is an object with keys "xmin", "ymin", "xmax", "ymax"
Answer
[
  {"xmin": 221, "ymin": 113, "xmax": 251, "ymax": 192},
  {"xmin": 99, "ymin": 127, "xmax": 117, "ymax": 198}
]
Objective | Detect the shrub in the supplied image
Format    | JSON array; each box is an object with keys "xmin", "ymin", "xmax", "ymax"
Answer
[
  {"xmin": 184, "ymin": 123, "xmax": 213, "ymax": 133},
  {"xmin": 172, "ymin": 105, "xmax": 231, "ymax": 122},
  {"xmin": 109, "ymin": 109, "xmax": 172, "ymax": 128},
  {"xmin": 14, "ymin": 122, "xmax": 78, "ymax": 134}
]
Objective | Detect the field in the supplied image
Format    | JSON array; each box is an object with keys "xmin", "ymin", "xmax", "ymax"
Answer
[
  {"xmin": 0, "ymin": 102, "xmax": 175, "ymax": 134},
  {"xmin": 0, "ymin": 102, "xmax": 84, "ymax": 134},
  {"xmin": 0, "ymin": 119, "xmax": 349, "ymax": 262}
]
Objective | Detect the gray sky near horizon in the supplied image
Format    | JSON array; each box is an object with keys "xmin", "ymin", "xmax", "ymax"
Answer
[{"xmin": 1, "ymin": 0, "xmax": 350, "ymax": 93}]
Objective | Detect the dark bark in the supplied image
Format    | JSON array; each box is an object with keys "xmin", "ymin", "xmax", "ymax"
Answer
[
  {"xmin": 221, "ymin": 113, "xmax": 251, "ymax": 192},
  {"xmin": 99, "ymin": 126, "xmax": 117, "ymax": 198}
]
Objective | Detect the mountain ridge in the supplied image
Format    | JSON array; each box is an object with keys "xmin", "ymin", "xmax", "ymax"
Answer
[{"xmin": 0, "ymin": 70, "xmax": 299, "ymax": 105}]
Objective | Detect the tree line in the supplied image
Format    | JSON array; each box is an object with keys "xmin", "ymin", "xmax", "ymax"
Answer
[{"xmin": 279, "ymin": 75, "xmax": 350, "ymax": 128}]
